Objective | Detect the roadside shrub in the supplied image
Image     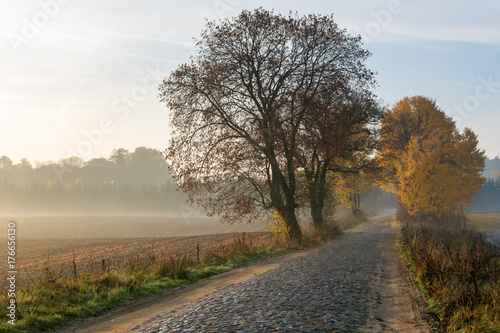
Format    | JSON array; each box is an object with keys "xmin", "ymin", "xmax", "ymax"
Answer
[{"xmin": 153, "ymin": 255, "xmax": 191, "ymax": 280}]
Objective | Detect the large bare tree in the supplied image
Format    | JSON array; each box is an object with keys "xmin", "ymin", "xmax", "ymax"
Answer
[{"xmin": 160, "ymin": 9, "xmax": 377, "ymax": 240}]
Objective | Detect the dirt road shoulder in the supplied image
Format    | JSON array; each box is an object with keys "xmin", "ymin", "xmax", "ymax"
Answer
[{"xmin": 364, "ymin": 218, "xmax": 430, "ymax": 332}]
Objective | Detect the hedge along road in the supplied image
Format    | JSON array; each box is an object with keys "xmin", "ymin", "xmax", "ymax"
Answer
[{"xmin": 58, "ymin": 215, "xmax": 429, "ymax": 333}]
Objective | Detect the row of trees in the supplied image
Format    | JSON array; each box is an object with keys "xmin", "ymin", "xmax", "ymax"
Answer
[
  {"xmin": 0, "ymin": 147, "xmax": 170, "ymax": 187},
  {"xmin": 162, "ymin": 9, "xmax": 382, "ymax": 239},
  {"xmin": 162, "ymin": 9, "xmax": 486, "ymax": 241},
  {"xmin": 484, "ymin": 156, "xmax": 500, "ymax": 178},
  {"xmin": 3, "ymin": 11, "xmax": 485, "ymax": 229},
  {"xmin": 469, "ymin": 178, "xmax": 500, "ymax": 213},
  {"xmin": 0, "ymin": 147, "xmax": 187, "ymax": 214}
]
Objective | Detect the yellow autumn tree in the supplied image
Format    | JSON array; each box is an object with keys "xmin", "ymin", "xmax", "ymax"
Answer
[
  {"xmin": 377, "ymin": 96, "xmax": 485, "ymax": 219},
  {"xmin": 335, "ymin": 170, "xmax": 371, "ymax": 218},
  {"xmin": 331, "ymin": 128, "xmax": 378, "ymax": 218}
]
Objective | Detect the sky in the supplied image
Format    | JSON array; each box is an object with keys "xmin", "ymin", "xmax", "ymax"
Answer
[{"xmin": 0, "ymin": 0, "xmax": 499, "ymax": 165}]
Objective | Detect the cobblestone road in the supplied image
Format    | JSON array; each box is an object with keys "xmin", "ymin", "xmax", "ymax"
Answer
[{"xmin": 132, "ymin": 216, "xmax": 405, "ymax": 332}]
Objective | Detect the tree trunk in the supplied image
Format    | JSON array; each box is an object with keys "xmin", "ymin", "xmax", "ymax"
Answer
[
  {"xmin": 351, "ymin": 191, "xmax": 363, "ymax": 218},
  {"xmin": 309, "ymin": 161, "xmax": 328, "ymax": 229},
  {"xmin": 273, "ymin": 202, "xmax": 302, "ymax": 241},
  {"xmin": 283, "ymin": 209, "xmax": 302, "ymax": 241},
  {"xmin": 270, "ymin": 164, "xmax": 303, "ymax": 241},
  {"xmin": 311, "ymin": 199, "xmax": 325, "ymax": 229}
]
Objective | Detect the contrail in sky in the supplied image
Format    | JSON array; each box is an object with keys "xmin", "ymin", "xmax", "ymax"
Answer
[
  {"xmin": 429, "ymin": 79, "xmax": 500, "ymax": 93},
  {"xmin": 59, "ymin": 24, "xmax": 196, "ymax": 47}
]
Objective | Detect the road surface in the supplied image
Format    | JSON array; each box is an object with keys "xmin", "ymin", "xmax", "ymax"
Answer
[{"xmin": 59, "ymin": 215, "xmax": 429, "ymax": 332}]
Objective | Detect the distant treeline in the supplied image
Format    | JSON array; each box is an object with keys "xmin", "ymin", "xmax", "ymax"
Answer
[
  {"xmin": 0, "ymin": 147, "xmax": 188, "ymax": 214},
  {"xmin": 0, "ymin": 150, "xmax": 496, "ymax": 215},
  {"xmin": 467, "ymin": 157, "xmax": 500, "ymax": 213},
  {"xmin": 468, "ymin": 178, "xmax": 500, "ymax": 213},
  {"xmin": 484, "ymin": 156, "xmax": 500, "ymax": 179}
]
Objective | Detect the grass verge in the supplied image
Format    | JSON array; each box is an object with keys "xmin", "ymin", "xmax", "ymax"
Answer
[
  {"xmin": 0, "ymin": 223, "xmax": 344, "ymax": 333},
  {"xmin": 397, "ymin": 220, "xmax": 500, "ymax": 332}
]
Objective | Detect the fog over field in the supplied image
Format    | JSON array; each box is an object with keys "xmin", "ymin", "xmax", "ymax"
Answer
[
  {"xmin": 0, "ymin": 215, "xmax": 275, "ymax": 291},
  {"xmin": 0, "ymin": 147, "xmax": 191, "ymax": 216},
  {"xmin": 0, "ymin": 215, "xmax": 271, "ymax": 240},
  {"xmin": 0, "ymin": 146, "xmax": 400, "ymax": 243}
]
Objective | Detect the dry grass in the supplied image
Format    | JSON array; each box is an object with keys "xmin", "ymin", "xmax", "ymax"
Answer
[
  {"xmin": 399, "ymin": 220, "xmax": 500, "ymax": 332},
  {"xmin": 0, "ymin": 232, "xmax": 276, "ymax": 291},
  {"xmin": 0, "ymin": 215, "xmax": 273, "ymax": 290}
]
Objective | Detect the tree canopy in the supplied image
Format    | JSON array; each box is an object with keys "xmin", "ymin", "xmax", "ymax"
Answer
[
  {"xmin": 161, "ymin": 9, "xmax": 379, "ymax": 240},
  {"xmin": 376, "ymin": 96, "xmax": 486, "ymax": 219}
]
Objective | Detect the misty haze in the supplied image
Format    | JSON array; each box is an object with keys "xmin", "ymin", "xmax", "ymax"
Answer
[{"xmin": 1, "ymin": 2, "xmax": 499, "ymax": 332}]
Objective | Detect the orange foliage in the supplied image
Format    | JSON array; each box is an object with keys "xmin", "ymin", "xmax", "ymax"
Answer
[{"xmin": 377, "ymin": 96, "xmax": 485, "ymax": 218}]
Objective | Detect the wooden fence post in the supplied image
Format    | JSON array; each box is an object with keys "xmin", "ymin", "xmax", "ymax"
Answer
[{"xmin": 197, "ymin": 244, "xmax": 200, "ymax": 264}]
